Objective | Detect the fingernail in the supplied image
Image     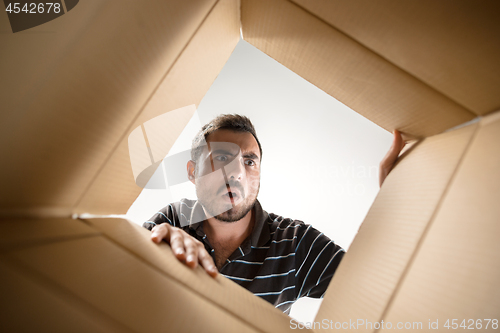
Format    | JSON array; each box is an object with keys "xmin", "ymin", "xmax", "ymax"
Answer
[{"xmin": 186, "ymin": 255, "xmax": 193, "ymax": 262}]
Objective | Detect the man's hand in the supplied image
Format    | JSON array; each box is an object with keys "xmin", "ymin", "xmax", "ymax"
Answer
[
  {"xmin": 379, "ymin": 130, "xmax": 406, "ymax": 187},
  {"xmin": 151, "ymin": 224, "xmax": 218, "ymax": 278}
]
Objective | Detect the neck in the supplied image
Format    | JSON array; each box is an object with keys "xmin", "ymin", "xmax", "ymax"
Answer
[{"xmin": 203, "ymin": 209, "xmax": 254, "ymax": 246}]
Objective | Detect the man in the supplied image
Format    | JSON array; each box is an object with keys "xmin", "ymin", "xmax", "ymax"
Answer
[{"xmin": 143, "ymin": 114, "xmax": 404, "ymax": 314}]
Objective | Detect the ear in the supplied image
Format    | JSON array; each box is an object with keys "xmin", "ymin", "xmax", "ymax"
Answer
[{"xmin": 187, "ymin": 160, "xmax": 196, "ymax": 184}]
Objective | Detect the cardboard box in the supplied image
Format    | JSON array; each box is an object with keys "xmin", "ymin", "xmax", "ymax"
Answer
[{"xmin": 1, "ymin": 0, "xmax": 499, "ymax": 331}]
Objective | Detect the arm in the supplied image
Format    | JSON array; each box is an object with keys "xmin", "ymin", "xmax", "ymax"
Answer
[{"xmin": 379, "ymin": 130, "xmax": 406, "ymax": 187}]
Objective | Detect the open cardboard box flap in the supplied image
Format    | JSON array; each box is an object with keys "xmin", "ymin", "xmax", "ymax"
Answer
[{"xmin": 1, "ymin": 0, "xmax": 499, "ymax": 331}]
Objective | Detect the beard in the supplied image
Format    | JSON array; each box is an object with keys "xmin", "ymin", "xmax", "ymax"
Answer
[
  {"xmin": 212, "ymin": 200, "xmax": 256, "ymax": 222},
  {"xmin": 196, "ymin": 180, "xmax": 259, "ymax": 223}
]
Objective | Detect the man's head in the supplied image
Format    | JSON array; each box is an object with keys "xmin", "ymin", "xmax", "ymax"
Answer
[{"xmin": 187, "ymin": 114, "xmax": 262, "ymax": 222}]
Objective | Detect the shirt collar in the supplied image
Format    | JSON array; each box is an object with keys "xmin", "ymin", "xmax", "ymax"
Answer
[{"xmin": 250, "ymin": 199, "xmax": 271, "ymax": 248}]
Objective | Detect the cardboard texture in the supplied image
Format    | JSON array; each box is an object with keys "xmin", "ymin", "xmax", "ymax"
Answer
[
  {"xmin": 0, "ymin": 217, "xmax": 299, "ymax": 333},
  {"xmin": 74, "ymin": 0, "xmax": 241, "ymax": 215},
  {"xmin": 0, "ymin": 218, "xmax": 99, "ymax": 252},
  {"xmin": 0, "ymin": 263, "xmax": 129, "ymax": 333},
  {"xmin": 291, "ymin": 0, "xmax": 500, "ymax": 116},
  {"xmin": 1, "ymin": 0, "xmax": 500, "ymax": 331},
  {"xmin": 0, "ymin": 0, "xmax": 239, "ymax": 217},
  {"xmin": 85, "ymin": 218, "xmax": 298, "ymax": 332},
  {"xmin": 241, "ymin": 0, "xmax": 476, "ymax": 139},
  {"xmin": 379, "ymin": 114, "xmax": 500, "ymax": 329}
]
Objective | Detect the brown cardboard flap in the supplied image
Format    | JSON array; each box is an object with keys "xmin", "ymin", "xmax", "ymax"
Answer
[
  {"xmin": 316, "ymin": 123, "xmax": 478, "ymax": 331},
  {"xmin": 0, "ymin": 218, "xmax": 99, "ymax": 252},
  {"xmin": 1, "ymin": 218, "xmax": 301, "ymax": 332},
  {"xmin": 241, "ymin": 0, "xmax": 475, "ymax": 139},
  {"xmin": 0, "ymin": 262, "xmax": 129, "ymax": 333},
  {"xmin": 0, "ymin": 0, "xmax": 239, "ymax": 217},
  {"xmin": 84, "ymin": 217, "xmax": 297, "ymax": 333},
  {"xmin": 379, "ymin": 112, "xmax": 500, "ymax": 327},
  {"xmin": 71, "ymin": 105, "xmax": 195, "ymax": 215},
  {"xmin": 291, "ymin": 0, "xmax": 500, "ymax": 116},
  {"xmin": 73, "ymin": 0, "xmax": 240, "ymax": 215}
]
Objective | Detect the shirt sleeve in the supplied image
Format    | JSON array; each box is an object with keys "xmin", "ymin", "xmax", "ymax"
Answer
[
  {"xmin": 141, "ymin": 204, "xmax": 176, "ymax": 231},
  {"xmin": 294, "ymin": 224, "xmax": 345, "ymax": 299}
]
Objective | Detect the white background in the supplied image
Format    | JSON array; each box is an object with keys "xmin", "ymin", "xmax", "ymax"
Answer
[{"xmin": 127, "ymin": 39, "xmax": 393, "ymax": 323}]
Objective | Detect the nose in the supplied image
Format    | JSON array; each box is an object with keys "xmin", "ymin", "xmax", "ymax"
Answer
[{"xmin": 223, "ymin": 154, "xmax": 245, "ymax": 181}]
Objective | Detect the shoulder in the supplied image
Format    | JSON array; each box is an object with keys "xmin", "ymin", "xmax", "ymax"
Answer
[
  {"xmin": 266, "ymin": 212, "xmax": 317, "ymax": 247},
  {"xmin": 265, "ymin": 211, "xmax": 337, "ymax": 251},
  {"xmin": 267, "ymin": 213, "xmax": 305, "ymax": 234},
  {"xmin": 145, "ymin": 198, "xmax": 197, "ymax": 228}
]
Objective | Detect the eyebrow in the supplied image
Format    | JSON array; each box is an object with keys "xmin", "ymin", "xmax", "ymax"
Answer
[
  {"xmin": 243, "ymin": 152, "xmax": 259, "ymax": 160},
  {"xmin": 211, "ymin": 149, "xmax": 236, "ymax": 156},
  {"xmin": 209, "ymin": 148, "xmax": 259, "ymax": 160}
]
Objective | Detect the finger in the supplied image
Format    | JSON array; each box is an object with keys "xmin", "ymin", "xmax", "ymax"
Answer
[
  {"xmin": 183, "ymin": 238, "xmax": 199, "ymax": 269},
  {"xmin": 169, "ymin": 229, "xmax": 186, "ymax": 260},
  {"xmin": 393, "ymin": 129, "xmax": 406, "ymax": 152},
  {"xmin": 379, "ymin": 130, "xmax": 406, "ymax": 187},
  {"xmin": 198, "ymin": 248, "xmax": 218, "ymax": 278},
  {"xmin": 151, "ymin": 224, "xmax": 169, "ymax": 244},
  {"xmin": 382, "ymin": 130, "xmax": 405, "ymax": 168}
]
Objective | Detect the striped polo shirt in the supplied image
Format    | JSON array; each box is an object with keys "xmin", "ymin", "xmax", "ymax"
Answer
[{"xmin": 143, "ymin": 198, "xmax": 345, "ymax": 314}]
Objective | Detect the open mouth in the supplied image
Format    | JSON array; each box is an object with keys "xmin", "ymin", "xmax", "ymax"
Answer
[
  {"xmin": 218, "ymin": 183, "xmax": 243, "ymax": 205},
  {"xmin": 222, "ymin": 185, "xmax": 240, "ymax": 204},
  {"xmin": 223, "ymin": 191, "xmax": 238, "ymax": 201}
]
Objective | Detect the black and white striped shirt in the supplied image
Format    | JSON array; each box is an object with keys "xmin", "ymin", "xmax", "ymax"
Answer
[{"xmin": 143, "ymin": 198, "xmax": 345, "ymax": 314}]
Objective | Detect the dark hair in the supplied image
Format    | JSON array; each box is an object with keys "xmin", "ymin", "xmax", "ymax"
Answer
[{"xmin": 191, "ymin": 114, "xmax": 262, "ymax": 163}]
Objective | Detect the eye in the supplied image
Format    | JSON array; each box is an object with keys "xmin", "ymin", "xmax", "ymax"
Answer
[
  {"xmin": 245, "ymin": 159, "xmax": 255, "ymax": 166},
  {"xmin": 215, "ymin": 155, "xmax": 228, "ymax": 162}
]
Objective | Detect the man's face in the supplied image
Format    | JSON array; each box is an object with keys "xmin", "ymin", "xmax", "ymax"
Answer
[{"xmin": 193, "ymin": 129, "xmax": 261, "ymax": 222}]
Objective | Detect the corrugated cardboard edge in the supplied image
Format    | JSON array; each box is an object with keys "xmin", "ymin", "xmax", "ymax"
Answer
[
  {"xmin": 379, "ymin": 109, "xmax": 500, "ymax": 329},
  {"xmin": 83, "ymin": 217, "xmax": 301, "ymax": 332},
  {"xmin": 0, "ymin": 216, "xmax": 304, "ymax": 332},
  {"xmin": 290, "ymin": 0, "xmax": 500, "ymax": 116},
  {"xmin": 72, "ymin": 0, "xmax": 241, "ymax": 215},
  {"xmin": 240, "ymin": 0, "xmax": 475, "ymax": 139},
  {"xmin": 0, "ymin": 0, "xmax": 233, "ymax": 218}
]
